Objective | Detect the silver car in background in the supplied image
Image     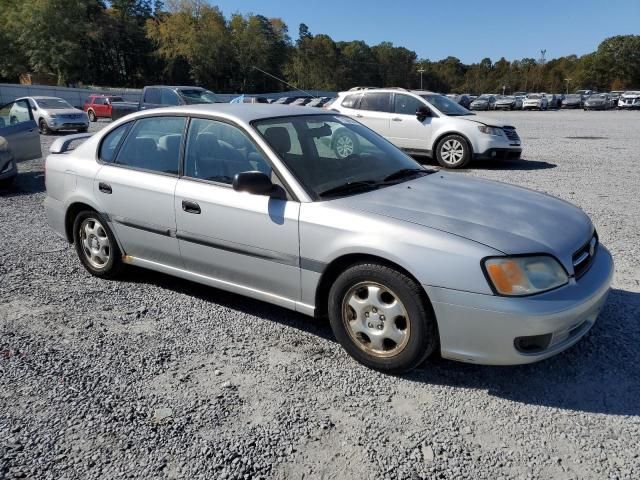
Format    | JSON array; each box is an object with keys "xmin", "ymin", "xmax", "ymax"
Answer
[
  {"xmin": 494, "ymin": 95, "xmax": 523, "ymax": 110},
  {"xmin": 44, "ymin": 104, "xmax": 613, "ymax": 373},
  {"xmin": 16, "ymin": 96, "xmax": 89, "ymax": 135}
]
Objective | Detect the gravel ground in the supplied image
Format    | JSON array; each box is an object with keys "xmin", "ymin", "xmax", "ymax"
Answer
[{"xmin": 1, "ymin": 111, "xmax": 639, "ymax": 480}]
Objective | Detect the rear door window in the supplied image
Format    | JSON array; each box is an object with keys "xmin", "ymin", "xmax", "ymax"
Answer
[
  {"xmin": 359, "ymin": 93, "xmax": 391, "ymax": 112},
  {"xmin": 114, "ymin": 116, "xmax": 186, "ymax": 174}
]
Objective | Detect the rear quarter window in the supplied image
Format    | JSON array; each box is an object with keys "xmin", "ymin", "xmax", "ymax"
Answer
[
  {"xmin": 341, "ymin": 94, "xmax": 361, "ymax": 109},
  {"xmin": 99, "ymin": 122, "xmax": 132, "ymax": 163}
]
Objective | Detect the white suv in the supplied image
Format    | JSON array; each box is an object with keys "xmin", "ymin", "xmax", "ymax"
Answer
[{"xmin": 329, "ymin": 88, "xmax": 522, "ymax": 168}]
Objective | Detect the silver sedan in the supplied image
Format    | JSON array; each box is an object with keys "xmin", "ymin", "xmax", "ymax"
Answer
[{"xmin": 44, "ymin": 105, "xmax": 613, "ymax": 373}]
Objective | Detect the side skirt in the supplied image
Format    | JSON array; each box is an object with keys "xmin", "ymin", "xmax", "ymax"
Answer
[{"xmin": 122, "ymin": 255, "xmax": 316, "ymax": 316}]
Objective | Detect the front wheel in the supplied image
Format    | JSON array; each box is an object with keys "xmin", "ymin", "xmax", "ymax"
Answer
[
  {"xmin": 435, "ymin": 134, "xmax": 471, "ymax": 169},
  {"xmin": 73, "ymin": 211, "xmax": 123, "ymax": 279},
  {"xmin": 0, "ymin": 174, "xmax": 16, "ymax": 188},
  {"xmin": 328, "ymin": 263, "xmax": 438, "ymax": 373},
  {"xmin": 38, "ymin": 118, "xmax": 51, "ymax": 135},
  {"xmin": 87, "ymin": 110, "xmax": 97, "ymax": 122}
]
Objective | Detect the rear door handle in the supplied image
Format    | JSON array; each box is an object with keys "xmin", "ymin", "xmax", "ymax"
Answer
[
  {"xmin": 182, "ymin": 200, "xmax": 201, "ymax": 214},
  {"xmin": 98, "ymin": 182, "xmax": 112, "ymax": 194},
  {"xmin": 354, "ymin": 113, "xmax": 363, "ymax": 118},
  {"xmin": 392, "ymin": 117, "xmax": 402, "ymax": 121}
]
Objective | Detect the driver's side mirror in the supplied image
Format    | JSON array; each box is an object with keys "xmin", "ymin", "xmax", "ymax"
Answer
[
  {"xmin": 233, "ymin": 171, "xmax": 276, "ymax": 196},
  {"xmin": 416, "ymin": 105, "xmax": 431, "ymax": 121}
]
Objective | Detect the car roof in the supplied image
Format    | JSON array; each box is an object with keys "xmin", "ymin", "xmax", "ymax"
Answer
[
  {"xmin": 339, "ymin": 88, "xmax": 436, "ymax": 96},
  {"xmin": 132, "ymin": 103, "xmax": 334, "ymax": 122},
  {"xmin": 22, "ymin": 96, "xmax": 65, "ymax": 100}
]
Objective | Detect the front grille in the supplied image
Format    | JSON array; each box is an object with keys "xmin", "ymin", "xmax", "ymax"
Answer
[
  {"xmin": 61, "ymin": 114, "xmax": 83, "ymax": 119},
  {"xmin": 502, "ymin": 127, "xmax": 520, "ymax": 143},
  {"xmin": 572, "ymin": 232, "xmax": 598, "ymax": 278}
]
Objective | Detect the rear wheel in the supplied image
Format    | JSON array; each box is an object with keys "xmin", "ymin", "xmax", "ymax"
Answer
[
  {"xmin": 87, "ymin": 109, "xmax": 97, "ymax": 122},
  {"xmin": 72, "ymin": 211, "xmax": 123, "ymax": 279},
  {"xmin": 435, "ymin": 134, "xmax": 471, "ymax": 169},
  {"xmin": 328, "ymin": 263, "xmax": 438, "ymax": 373}
]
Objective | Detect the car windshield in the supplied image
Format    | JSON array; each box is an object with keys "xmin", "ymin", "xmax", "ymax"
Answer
[
  {"xmin": 501, "ymin": 96, "xmax": 515, "ymax": 100},
  {"xmin": 589, "ymin": 94, "xmax": 605, "ymax": 99},
  {"xmin": 566, "ymin": 94, "xmax": 581, "ymax": 99},
  {"xmin": 419, "ymin": 94, "xmax": 473, "ymax": 116},
  {"xmin": 253, "ymin": 114, "xmax": 431, "ymax": 199},
  {"xmin": 477, "ymin": 95, "xmax": 492, "ymax": 100},
  {"xmin": 35, "ymin": 98, "xmax": 73, "ymax": 109},
  {"xmin": 527, "ymin": 94, "xmax": 541, "ymax": 99},
  {"xmin": 178, "ymin": 89, "xmax": 218, "ymax": 104}
]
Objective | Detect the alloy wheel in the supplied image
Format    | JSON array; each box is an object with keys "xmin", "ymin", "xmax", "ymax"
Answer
[
  {"xmin": 79, "ymin": 217, "xmax": 111, "ymax": 269},
  {"xmin": 440, "ymin": 139, "xmax": 465, "ymax": 165},
  {"xmin": 335, "ymin": 134, "xmax": 354, "ymax": 158}
]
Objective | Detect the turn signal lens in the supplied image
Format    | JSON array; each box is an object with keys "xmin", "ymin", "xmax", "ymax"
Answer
[{"xmin": 484, "ymin": 256, "xmax": 568, "ymax": 296}]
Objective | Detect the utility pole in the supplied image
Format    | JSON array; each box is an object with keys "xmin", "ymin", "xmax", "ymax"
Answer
[
  {"xmin": 564, "ymin": 78, "xmax": 571, "ymax": 95},
  {"xmin": 417, "ymin": 68, "xmax": 425, "ymax": 90}
]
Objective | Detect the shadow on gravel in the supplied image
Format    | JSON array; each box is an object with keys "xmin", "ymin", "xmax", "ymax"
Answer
[
  {"xmin": 125, "ymin": 266, "xmax": 335, "ymax": 342},
  {"xmin": 407, "ymin": 288, "xmax": 640, "ymax": 417},
  {"xmin": 412, "ymin": 156, "xmax": 556, "ymax": 171},
  {"xmin": 124, "ymin": 264, "xmax": 640, "ymax": 416},
  {"xmin": 0, "ymin": 170, "xmax": 45, "ymax": 198}
]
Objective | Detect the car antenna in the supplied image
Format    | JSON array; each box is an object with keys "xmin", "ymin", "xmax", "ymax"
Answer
[{"xmin": 252, "ymin": 66, "xmax": 319, "ymax": 99}]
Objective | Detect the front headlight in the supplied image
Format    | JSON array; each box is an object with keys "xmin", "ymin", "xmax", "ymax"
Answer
[
  {"xmin": 478, "ymin": 125, "xmax": 503, "ymax": 136},
  {"xmin": 49, "ymin": 113, "xmax": 59, "ymax": 118},
  {"xmin": 483, "ymin": 255, "xmax": 568, "ymax": 296}
]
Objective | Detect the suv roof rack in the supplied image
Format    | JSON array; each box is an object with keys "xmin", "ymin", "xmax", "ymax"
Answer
[{"xmin": 347, "ymin": 86, "xmax": 378, "ymax": 91}]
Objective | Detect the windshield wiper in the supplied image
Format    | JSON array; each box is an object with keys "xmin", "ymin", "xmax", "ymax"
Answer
[
  {"xmin": 318, "ymin": 180, "xmax": 379, "ymax": 198},
  {"xmin": 383, "ymin": 168, "xmax": 431, "ymax": 182}
]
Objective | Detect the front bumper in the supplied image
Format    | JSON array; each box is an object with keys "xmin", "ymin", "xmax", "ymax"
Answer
[
  {"xmin": 425, "ymin": 245, "xmax": 614, "ymax": 365},
  {"xmin": 48, "ymin": 119, "xmax": 89, "ymax": 131},
  {"xmin": 474, "ymin": 148, "xmax": 522, "ymax": 160}
]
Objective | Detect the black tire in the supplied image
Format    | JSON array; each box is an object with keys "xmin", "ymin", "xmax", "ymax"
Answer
[
  {"xmin": 328, "ymin": 262, "xmax": 438, "ymax": 374},
  {"xmin": 72, "ymin": 210, "xmax": 124, "ymax": 279},
  {"xmin": 435, "ymin": 134, "xmax": 471, "ymax": 169},
  {"xmin": 38, "ymin": 118, "xmax": 51, "ymax": 135},
  {"xmin": 332, "ymin": 128, "xmax": 360, "ymax": 159},
  {"xmin": 78, "ymin": 127, "xmax": 88, "ymax": 133},
  {"xmin": 0, "ymin": 174, "xmax": 16, "ymax": 188},
  {"xmin": 88, "ymin": 109, "xmax": 97, "ymax": 122}
]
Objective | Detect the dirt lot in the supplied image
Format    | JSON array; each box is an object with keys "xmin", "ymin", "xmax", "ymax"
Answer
[{"xmin": 1, "ymin": 111, "xmax": 639, "ymax": 479}]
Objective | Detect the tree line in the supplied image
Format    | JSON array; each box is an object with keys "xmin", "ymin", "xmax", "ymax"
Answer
[{"xmin": 1, "ymin": 0, "xmax": 638, "ymax": 94}]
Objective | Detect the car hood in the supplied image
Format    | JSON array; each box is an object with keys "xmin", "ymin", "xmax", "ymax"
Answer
[
  {"xmin": 45, "ymin": 108, "xmax": 84, "ymax": 116},
  {"xmin": 455, "ymin": 114, "xmax": 512, "ymax": 128},
  {"xmin": 586, "ymin": 98, "xmax": 605, "ymax": 104},
  {"xmin": 332, "ymin": 173, "xmax": 592, "ymax": 265}
]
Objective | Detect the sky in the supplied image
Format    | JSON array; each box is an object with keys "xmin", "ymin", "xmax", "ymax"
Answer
[{"xmin": 209, "ymin": 0, "xmax": 640, "ymax": 63}]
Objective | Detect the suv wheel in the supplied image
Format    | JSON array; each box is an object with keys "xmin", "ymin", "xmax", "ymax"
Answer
[
  {"xmin": 73, "ymin": 211, "xmax": 123, "ymax": 279},
  {"xmin": 38, "ymin": 118, "xmax": 51, "ymax": 135},
  {"xmin": 88, "ymin": 109, "xmax": 97, "ymax": 122},
  {"xmin": 328, "ymin": 262, "xmax": 438, "ymax": 373},
  {"xmin": 435, "ymin": 134, "xmax": 471, "ymax": 169},
  {"xmin": 332, "ymin": 129, "xmax": 360, "ymax": 159}
]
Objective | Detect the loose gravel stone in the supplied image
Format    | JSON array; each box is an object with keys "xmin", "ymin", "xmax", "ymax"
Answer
[{"xmin": 1, "ymin": 112, "xmax": 639, "ymax": 479}]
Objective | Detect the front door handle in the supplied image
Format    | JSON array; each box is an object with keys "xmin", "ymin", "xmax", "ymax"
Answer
[
  {"xmin": 98, "ymin": 182, "xmax": 112, "ymax": 194},
  {"xmin": 182, "ymin": 200, "xmax": 201, "ymax": 214},
  {"xmin": 354, "ymin": 113, "xmax": 363, "ymax": 118},
  {"xmin": 392, "ymin": 117, "xmax": 402, "ymax": 122}
]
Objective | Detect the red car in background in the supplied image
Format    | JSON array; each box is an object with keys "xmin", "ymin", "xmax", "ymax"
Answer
[{"xmin": 83, "ymin": 94, "xmax": 124, "ymax": 122}]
